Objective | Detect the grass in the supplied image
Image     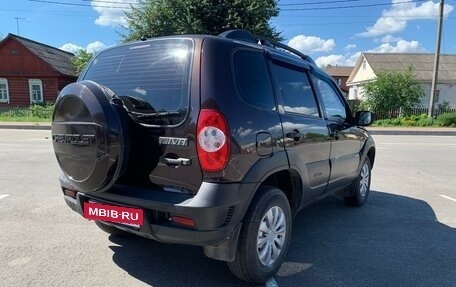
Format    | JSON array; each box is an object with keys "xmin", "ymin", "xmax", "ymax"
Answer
[
  {"xmin": 373, "ymin": 113, "xmax": 456, "ymax": 128},
  {"xmin": 0, "ymin": 104, "xmax": 53, "ymax": 123}
]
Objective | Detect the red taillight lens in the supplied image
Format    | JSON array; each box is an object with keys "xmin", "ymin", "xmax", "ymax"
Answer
[{"xmin": 197, "ymin": 109, "xmax": 230, "ymax": 172}]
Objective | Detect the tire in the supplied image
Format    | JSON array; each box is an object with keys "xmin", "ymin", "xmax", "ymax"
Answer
[
  {"xmin": 94, "ymin": 221, "xmax": 133, "ymax": 236},
  {"xmin": 344, "ymin": 157, "xmax": 372, "ymax": 206},
  {"xmin": 227, "ymin": 186, "xmax": 292, "ymax": 284}
]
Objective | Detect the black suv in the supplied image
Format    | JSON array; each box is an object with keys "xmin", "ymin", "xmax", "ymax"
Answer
[{"xmin": 52, "ymin": 30, "xmax": 375, "ymax": 284}]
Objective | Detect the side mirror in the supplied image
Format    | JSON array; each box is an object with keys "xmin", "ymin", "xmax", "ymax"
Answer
[{"xmin": 355, "ymin": 111, "xmax": 374, "ymax": 126}]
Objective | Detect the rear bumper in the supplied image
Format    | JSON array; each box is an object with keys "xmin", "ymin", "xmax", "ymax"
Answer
[{"xmin": 61, "ymin": 176, "xmax": 255, "ymax": 260}]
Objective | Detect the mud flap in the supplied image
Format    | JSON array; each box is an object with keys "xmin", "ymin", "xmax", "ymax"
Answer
[{"xmin": 203, "ymin": 222, "xmax": 242, "ymax": 262}]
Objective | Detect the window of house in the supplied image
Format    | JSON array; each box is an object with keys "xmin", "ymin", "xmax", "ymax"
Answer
[
  {"xmin": 337, "ymin": 78, "xmax": 342, "ymax": 86},
  {"xmin": 362, "ymin": 60, "xmax": 367, "ymax": 71},
  {"xmin": 29, "ymin": 79, "xmax": 43, "ymax": 103},
  {"xmin": 272, "ymin": 64, "xmax": 320, "ymax": 117},
  {"xmin": 0, "ymin": 78, "xmax": 9, "ymax": 103}
]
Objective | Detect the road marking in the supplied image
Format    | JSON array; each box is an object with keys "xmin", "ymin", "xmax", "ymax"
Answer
[
  {"xmin": 0, "ymin": 194, "xmax": 10, "ymax": 200},
  {"xmin": 439, "ymin": 195, "xmax": 456, "ymax": 203},
  {"xmin": 265, "ymin": 277, "xmax": 279, "ymax": 287}
]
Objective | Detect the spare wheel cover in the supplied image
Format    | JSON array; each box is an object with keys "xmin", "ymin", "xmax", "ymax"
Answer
[{"xmin": 52, "ymin": 80, "xmax": 125, "ymax": 192}]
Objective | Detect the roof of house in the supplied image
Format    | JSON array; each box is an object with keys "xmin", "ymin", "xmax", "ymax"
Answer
[
  {"xmin": 1, "ymin": 33, "xmax": 77, "ymax": 77},
  {"xmin": 350, "ymin": 53, "xmax": 456, "ymax": 83},
  {"xmin": 325, "ymin": 66, "xmax": 354, "ymax": 77}
]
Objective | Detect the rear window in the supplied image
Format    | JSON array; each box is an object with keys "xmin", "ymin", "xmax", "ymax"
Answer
[{"xmin": 83, "ymin": 38, "xmax": 194, "ymax": 125}]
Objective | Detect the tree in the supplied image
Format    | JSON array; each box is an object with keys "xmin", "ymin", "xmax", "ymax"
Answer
[
  {"xmin": 122, "ymin": 0, "xmax": 281, "ymax": 43},
  {"xmin": 363, "ymin": 65, "xmax": 425, "ymax": 115},
  {"xmin": 72, "ymin": 49, "xmax": 93, "ymax": 75}
]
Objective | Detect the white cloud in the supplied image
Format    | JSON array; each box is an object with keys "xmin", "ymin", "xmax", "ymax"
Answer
[
  {"xmin": 315, "ymin": 51, "xmax": 363, "ymax": 67},
  {"xmin": 92, "ymin": 0, "xmax": 138, "ymax": 27},
  {"xmin": 59, "ymin": 43, "xmax": 83, "ymax": 54},
  {"xmin": 380, "ymin": 35, "xmax": 402, "ymax": 43},
  {"xmin": 358, "ymin": 0, "xmax": 454, "ymax": 37},
  {"xmin": 315, "ymin": 55, "xmax": 347, "ymax": 67},
  {"xmin": 59, "ymin": 41, "xmax": 108, "ymax": 54},
  {"xmin": 344, "ymin": 44, "xmax": 357, "ymax": 51},
  {"xmin": 368, "ymin": 39, "xmax": 425, "ymax": 53},
  {"xmin": 86, "ymin": 41, "xmax": 107, "ymax": 53},
  {"xmin": 288, "ymin": 35, "xmax": 336, "ymax": 53},
  {"xmin": 346, "ymin": 52, "xmax": 362, "ymax": 66}
]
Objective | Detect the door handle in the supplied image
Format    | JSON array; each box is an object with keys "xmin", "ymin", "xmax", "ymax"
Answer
[
  {"xmin": 160, "ymin": 156, "xmax": 192, "ymax": 166},
  {"xmin": 286, "ymin": 129, "xmax": 303, "ymax": 142}
]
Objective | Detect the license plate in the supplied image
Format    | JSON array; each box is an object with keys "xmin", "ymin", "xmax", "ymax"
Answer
[{"xmin": 84, "ymin": 202, "xmax": 144, "ymax": 227}]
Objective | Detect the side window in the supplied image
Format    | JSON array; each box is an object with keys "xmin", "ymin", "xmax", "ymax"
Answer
[
  {"xmin": 234, "ymin": 50, "xmax": 275, "ymax": 110},
  {"xmin": 272, "ymin": 64, "xmax": 319, "ymax": 117},
  {"xmin": 314, "ymin": 77, "xmax": 347, "ymax": 121}
]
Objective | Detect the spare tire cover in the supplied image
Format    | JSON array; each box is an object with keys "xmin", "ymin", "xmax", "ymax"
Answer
[{"xmin": 52, "ymin": 80, "xmax": 125, "ymax": 192}]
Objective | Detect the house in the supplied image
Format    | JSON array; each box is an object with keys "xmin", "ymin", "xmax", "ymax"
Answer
[
  {"xmin": 0, "ymin": 33, "xmax": 77, "ymax": 107},
  {"xmin": 346, "ymin": 53, "xmax": 456, "ymax": 108},
  {"xmin": 325, "ymin": 65, "xmax": 353, "ymax": 97}
]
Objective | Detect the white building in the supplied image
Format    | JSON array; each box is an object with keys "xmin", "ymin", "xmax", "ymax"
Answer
[{"xmin": 346, "ymin": 53, "xmax": 456, "ymax": 108}]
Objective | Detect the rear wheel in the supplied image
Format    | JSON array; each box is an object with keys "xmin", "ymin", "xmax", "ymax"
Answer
[
  {"xmin": 94, "ymin": 221, "xmax": 132, "ymax": 236},
  {"xmin": 228, "ymin": 186, "xmax": 291, "ymax": 284},
  {"xmin": 344, "ymin": 157, "xmax": 371, "ymax": 206}
]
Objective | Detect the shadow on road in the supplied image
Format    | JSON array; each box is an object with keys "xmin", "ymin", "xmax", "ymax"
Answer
[{"xmin": 109, "ymin": 190, "xmax": 455, "ymax": 286}]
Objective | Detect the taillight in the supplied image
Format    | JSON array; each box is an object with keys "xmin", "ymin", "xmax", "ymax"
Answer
[{"xmin": 197, "ymin": 109, "xmax": 230, "ymax": 172}]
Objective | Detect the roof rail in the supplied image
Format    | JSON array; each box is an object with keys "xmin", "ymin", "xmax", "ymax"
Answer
[{"xmin": 218, "ymin": 29, "xmax": 315, "ymax": 65}]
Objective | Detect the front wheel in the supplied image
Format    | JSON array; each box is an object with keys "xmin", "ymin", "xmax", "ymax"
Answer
[
  {"xmin": 344, "ymin": 157, "xmax": 372, "ymax": 206},
  {"xmin": 227, "ymin": 186, "xmax": 292, "ymax": 284}
]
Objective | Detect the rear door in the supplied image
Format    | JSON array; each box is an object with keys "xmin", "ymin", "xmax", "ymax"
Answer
[
  {"xmin": 269, "ymin": 59, "xmax": 331, "ymax": 203},
  {"xmin": 312, "ymin": 72, "xmax": 362, "ymax": 190},
  {"xmin": 82, "ymin": 38, "xmax": 203, "ymax": 193}
]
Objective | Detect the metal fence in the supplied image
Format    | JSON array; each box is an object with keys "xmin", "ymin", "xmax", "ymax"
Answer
[{"xmin": 373, "ymin": 107, "xmax": 456, "ymax": 120}]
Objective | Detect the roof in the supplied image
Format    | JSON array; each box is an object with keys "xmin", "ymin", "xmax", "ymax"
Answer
[
  {"xmin": 353, "ymin": 53, "xmax": 456, "ymax": 83},
  {"xmin": 2, "ymin": 33, "xmax": 77, "ymax": 77},
  {"xmin": 325, "ymin": 66, "xmax": 354, "ymax": 77}
]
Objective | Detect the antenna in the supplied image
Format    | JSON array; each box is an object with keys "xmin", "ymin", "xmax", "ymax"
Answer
[{"xmin": 14, "ymin": 17, "xmax": 27, "ymax": 36}]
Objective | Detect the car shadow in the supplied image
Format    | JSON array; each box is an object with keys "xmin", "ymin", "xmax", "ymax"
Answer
[{"xmin": 108, "ymin": 190, "xmax": 456, "ymax": 286}]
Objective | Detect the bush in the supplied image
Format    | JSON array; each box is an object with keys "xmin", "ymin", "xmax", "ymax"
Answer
[
  {"xmin": 30, "ymin": 103, "xmax": 54, "ymax": 119},
  {"xmin": 437, "ymin": 113, "xmax": 456, "ymax": 127}
]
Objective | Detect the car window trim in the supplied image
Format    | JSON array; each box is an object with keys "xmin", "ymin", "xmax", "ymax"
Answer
[
  {"xmin": 268, "ymin": 60, "xmax": 323, "ymax": 119},
  {"xmin": 311, "ymin": 70, "xmax": 351, "ymax": 123}
]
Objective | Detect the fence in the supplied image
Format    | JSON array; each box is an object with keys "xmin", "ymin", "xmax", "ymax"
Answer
[
  {"xmin": 373, "ymin": 107, "xmax": 456, "ymax": 120},
  {"xmin": 0, "ymin": 105, "xmax": 55, "ymax": 119}
]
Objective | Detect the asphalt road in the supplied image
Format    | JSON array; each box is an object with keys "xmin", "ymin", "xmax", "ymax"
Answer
[{"xmin": 0, "ymin": 130, "xmax": 455, "ymax": 287}]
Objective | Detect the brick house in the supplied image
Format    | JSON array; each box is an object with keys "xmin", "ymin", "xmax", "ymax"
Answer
[
  {"xmin": 325, "ymin": 65, "xmax": 354, "ymax": 98},
  {"xmin": 0, "ymin": 33, "xmax": 77, "ymax": 107}
]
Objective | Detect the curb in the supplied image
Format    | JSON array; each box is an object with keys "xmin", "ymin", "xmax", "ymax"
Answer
[{"xmin": 0, "ymin": 124, "xmax": 51, "ymax": 130}]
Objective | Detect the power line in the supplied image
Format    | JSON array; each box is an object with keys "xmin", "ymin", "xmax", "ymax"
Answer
[
  {"xmin": 280, "ymin": 0, "xmax": 361, "ymax": 6},
  {"xmin": 27, "ymin": 0, "xmax": 429, "ymax": 11},
  {"xmin": 27, "ymin": 0, "xmax": 130, "ymax": 9},
  {"xmin": 281, "ymin": 0, "xmax": 427, "ymax": 11}
]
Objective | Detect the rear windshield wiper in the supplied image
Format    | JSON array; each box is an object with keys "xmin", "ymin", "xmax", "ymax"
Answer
[{"xmin": 129, "ymin": 111, "xmax": 182, "ymax": 119}]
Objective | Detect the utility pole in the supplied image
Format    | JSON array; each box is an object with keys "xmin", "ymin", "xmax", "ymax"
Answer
[
  {"xmin": 428, "ymin": 0, "xmax": 444, "ymax": 118},
  {"xmin": 14, "ymin": 17, "xmax": 26, "ymax": 36}
]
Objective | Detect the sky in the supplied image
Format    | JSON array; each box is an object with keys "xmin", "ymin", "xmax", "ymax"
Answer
[{"xmin": 1, "ymin": 0, "xmax": 455, "ymax": 67}]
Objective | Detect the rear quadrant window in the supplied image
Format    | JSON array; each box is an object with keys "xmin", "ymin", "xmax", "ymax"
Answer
[{"xmin": 234, "ymin": 50, "xmax": 275, "ymax": 110}]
